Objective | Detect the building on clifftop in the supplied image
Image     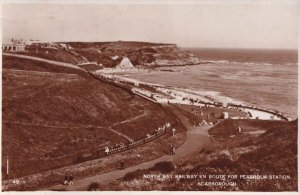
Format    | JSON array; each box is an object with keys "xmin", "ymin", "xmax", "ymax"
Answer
[{"xmin": 2, "ymin": 39, "xmax": 26, "ymax": 52}]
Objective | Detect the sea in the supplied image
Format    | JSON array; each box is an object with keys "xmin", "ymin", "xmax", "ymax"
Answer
[
  {"xmin": 120, "ymin": 48, "xmax": 298, "ymax": 118},
  {"xmin": 187, "ymin": 48, "xmax": 297, "ymax": 66}
]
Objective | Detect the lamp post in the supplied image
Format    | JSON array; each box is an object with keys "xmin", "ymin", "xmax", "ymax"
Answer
[{"xmin": 6, "ymin": 156, "xmax": 9, "ymax": 176}]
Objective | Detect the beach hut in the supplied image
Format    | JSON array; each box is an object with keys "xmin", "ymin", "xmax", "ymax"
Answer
[{"xmin": 222, "ymin": 112, "xmax": 229, "ymax": 119}]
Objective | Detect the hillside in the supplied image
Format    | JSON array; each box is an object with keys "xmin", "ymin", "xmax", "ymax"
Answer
[
  {"xmin": 2, "ymin": 56, "xmax": 176, "ymax": 178},
  {"xmin": 14, "ymin": 41, "xmax": 202, "ymax": 67},
  {"xmin": 100, "ymin": 119, "xmax": 297, "ymax": 191}
]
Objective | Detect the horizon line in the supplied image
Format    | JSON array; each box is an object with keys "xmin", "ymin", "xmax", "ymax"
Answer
[{"xmin": 1, "ymin": 39, "xmax": 298, "ymax": 50}]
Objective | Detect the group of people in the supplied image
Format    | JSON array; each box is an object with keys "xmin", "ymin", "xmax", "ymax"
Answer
[
  {"xmin": 104, "ymin": 142, "xmax": 131, "ymax": 156},
  {"xmin": 63, "ymin": 174, "xmax": 75, "ymax": 186}
]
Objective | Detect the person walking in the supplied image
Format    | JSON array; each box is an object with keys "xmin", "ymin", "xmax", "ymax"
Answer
[
  {"xmin": 105, "ymin": 147, "xmax": 109, "ymax": 155},
  {"xmin": 172, "ymin": 146, "xmax": 176, "ymax": 155},
  {"xmin": 64, "ymin": 174, "xmax": 69, "ymax": 185},
  {"xmin": 69, "ymin": 175, "xmax": 74, "ymax": 186},
  {"xmin": 172, "ymin": 128, "xmax": 176, "ymax": 136},
  {"xmin": 169, "ymin": 145, "xmax": 173, "ymax": 155}
]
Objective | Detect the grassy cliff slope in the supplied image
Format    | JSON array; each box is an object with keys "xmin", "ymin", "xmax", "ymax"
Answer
[{"xmin": 2, "ymin": 56, "xmax": 175, "ymax": 178}]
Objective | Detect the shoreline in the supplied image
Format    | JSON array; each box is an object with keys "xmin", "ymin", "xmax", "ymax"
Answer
[{"xmin": 94, "ymin": 68, "xmax": 293, "ymax": 121}]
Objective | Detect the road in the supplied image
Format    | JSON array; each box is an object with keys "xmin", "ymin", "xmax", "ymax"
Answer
[
  {"xmin": 3, "ymin": 53, "xmax": 83, "ymax": 70},
  {"xmin": 46, "ymin": 106, "xmax": 212, "ymax": 191}
]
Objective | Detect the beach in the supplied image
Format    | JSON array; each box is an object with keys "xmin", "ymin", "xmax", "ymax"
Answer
[{"xmin": 110, "ymin": 61, "xmax": 297, "ymax": 119}]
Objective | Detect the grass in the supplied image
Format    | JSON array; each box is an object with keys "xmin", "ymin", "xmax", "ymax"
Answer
[
  {"xmin": 2, "ymin": 55, "xmax": 90, "ymax": 78},
  {"xmin": 16, "ymin": 49, "xmax": 83, "ymax": 64},
  {"xmin": 208, "ymin": 119, "xmax": 290, "ymax": 135},
  {"xmin": 2, "ymin": 57, "xmax": 177, "ymax": 180}
]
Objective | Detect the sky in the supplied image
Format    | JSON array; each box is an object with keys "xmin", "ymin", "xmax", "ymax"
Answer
[{"xmin": 1, "ymin": 0, "xmax": 299, "ymax": 49}]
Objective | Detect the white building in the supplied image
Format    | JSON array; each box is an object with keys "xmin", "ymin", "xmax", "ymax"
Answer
[
  {"xmin": 2, "ymin": 39, "xmax": 26, "ymax": 52},
  {"xmin": 222, "ymin": 112, "xmax": 229, "ymax": 119}
]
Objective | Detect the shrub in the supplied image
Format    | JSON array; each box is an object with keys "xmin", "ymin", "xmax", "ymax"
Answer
[
  {"xmin": 122, "ymin": 169, "xmax": 145, "ymax": 181},
  {"xmin": 87, "ymin": 182, "xmax": 100, "ymax": 191},
  {"xmin": 151, "ymin": 161, "xmax": 175, "ymax": 173}
]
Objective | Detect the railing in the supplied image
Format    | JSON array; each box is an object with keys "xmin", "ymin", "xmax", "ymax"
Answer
[{"xmin": 227, "ymin": 103, "xmax": 290, "ymax": 121}]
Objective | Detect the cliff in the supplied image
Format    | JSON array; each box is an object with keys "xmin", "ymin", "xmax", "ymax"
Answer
[
  {"xmin": 126, "ymin": 44, "xmax": 202, "ymax": 66},
  {"xmin": 17, "ymin": 41, "xmax": 202, "ymax": 68}
]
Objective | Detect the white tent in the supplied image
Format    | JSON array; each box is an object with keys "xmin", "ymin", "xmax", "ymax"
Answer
[{"xmin": 116, "ymin": 57, "xmax": 134, "ymax": 69}]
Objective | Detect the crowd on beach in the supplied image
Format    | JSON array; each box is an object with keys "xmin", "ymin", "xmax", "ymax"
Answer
[{"xmin": 149, "ymin": 87, "xmax": 289, "ymax": 121}]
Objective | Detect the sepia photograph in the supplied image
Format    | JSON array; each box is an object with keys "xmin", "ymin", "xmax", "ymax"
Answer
[{"xmin": 1, "ymin": 0, "xmax": 298, "ymax": 192}]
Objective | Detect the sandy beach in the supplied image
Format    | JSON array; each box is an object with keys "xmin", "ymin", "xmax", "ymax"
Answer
[
  {"xmin": 105, "ymin": 61, "xmax": 297, "ymax": 119},
  {"xmin": 95, "ymin": 68, "xmax": 288, "ymax": 121}
]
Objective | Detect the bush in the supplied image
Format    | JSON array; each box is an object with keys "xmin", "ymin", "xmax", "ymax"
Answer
[
  {"xmin": 87, "ymin": 182, "xmax": 100, "ymax": 191},
  {"xmin": 151, "ymin": 161, "xmax": 175, "ymax": 173},
  {"xmin": 122, "ymin": 169, "xmax": 144, "ymax": 181}
]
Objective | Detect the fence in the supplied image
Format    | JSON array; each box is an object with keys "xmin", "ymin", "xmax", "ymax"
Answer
[{"xmin": 228, "ymin": 103, "xmax": 290, "ymax": 121}]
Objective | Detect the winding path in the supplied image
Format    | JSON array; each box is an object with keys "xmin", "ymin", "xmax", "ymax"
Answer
[
  {"xmin": 46, "ymin": 106, "xmax": 212, "ymax": 191},
  {"xmin": 107, "ymin": 127, "xmax": 134, "ymax": 142},
  {"xmin": 107, "ymin": 110, "xmax": 149, "ymax": 142}
]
